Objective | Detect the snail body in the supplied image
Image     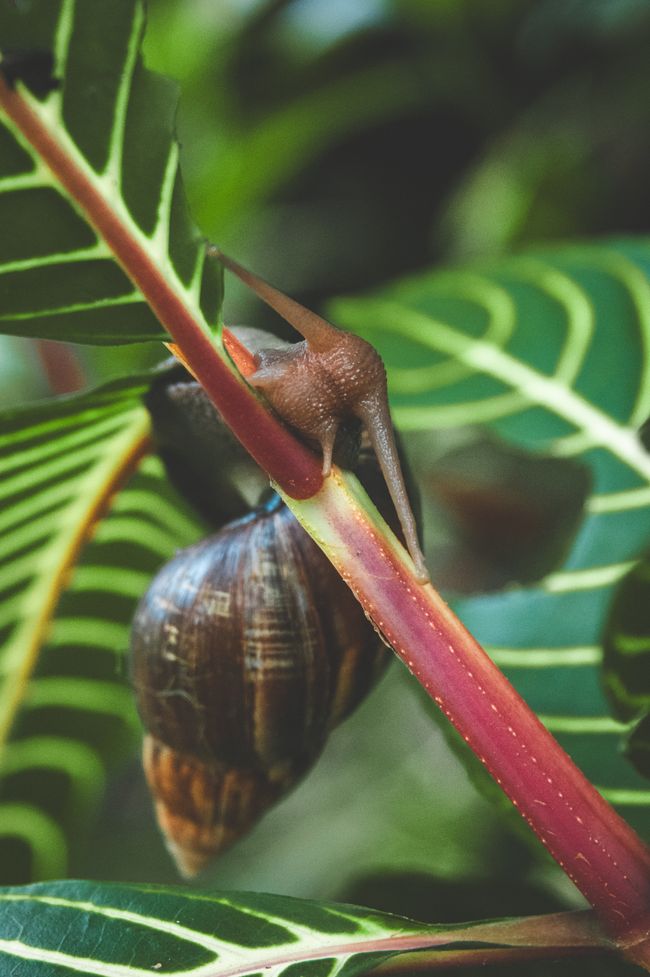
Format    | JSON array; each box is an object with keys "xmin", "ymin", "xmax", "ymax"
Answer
[
  {"xmin": 131, "ymin": 495, "xmax": 389, "ymax": 877},
  {"xmin": 250, "ymin": 324, "xmax": 385, "ymax": 478},
  {"xmin": 214, "ymin": 250, "xmax": 429, "ymax": 583}
]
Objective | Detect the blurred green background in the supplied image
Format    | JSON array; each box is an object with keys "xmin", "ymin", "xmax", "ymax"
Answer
[{"xmin": 4, "ymin": 0, "xmax": 650, "ymax": 935}]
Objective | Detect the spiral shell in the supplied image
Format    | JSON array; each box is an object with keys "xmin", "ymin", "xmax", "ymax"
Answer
[{"xmin": 130, "ymin": 495, "xmax": 388, "ymax": 876}]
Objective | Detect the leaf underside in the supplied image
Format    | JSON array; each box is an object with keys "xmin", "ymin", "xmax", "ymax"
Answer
[{"xmin": 333, "ymin": 238, "xmax": 650, "ymax": 838}]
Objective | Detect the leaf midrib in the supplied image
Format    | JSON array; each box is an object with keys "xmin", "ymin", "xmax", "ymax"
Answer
[
  {"xmin": 0, "ymin": 889, "xmax": 603, "ymax": 977},
  {"xmin": 4, "ymin": 73, "xmax": 209, "ymax": 336}
]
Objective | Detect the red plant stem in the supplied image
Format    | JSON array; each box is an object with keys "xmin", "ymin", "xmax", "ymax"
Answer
[
  {"xmin": 0, "ymin": 78, "xmax": 322, "ymax": 500},
  {"xmin": 3, "ymin": 79, "xmax": 650, "ymax": 966},
  {"xmin": 291, "ymin": 476, "xmax": 650, "ymax": 962},
  {"xmin": 373, "ymin": 945, "xmax": 604, "ymax": 974},
  {"xmin": 35, "ymin": 339, "xmax": 86, "ymax": 394},
  {"xmin": 199, "ymin": 910, "xmax": 607, "ymax": 977}
]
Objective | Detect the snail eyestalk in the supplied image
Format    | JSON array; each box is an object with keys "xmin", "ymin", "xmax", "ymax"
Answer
[{"xmin": 211, "ymin": 247, "xmax": 429, "ymax": 584}]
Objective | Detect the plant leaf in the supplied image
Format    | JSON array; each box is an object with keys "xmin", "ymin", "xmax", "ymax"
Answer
[
  {"xmin": 0, "ymin": 0, "xmax": 222, "ymax": 344},
  {"xmin": 0, "ymin": 880, "xmax": 606, "ymax": 976},
  {"xmin": 603, "ymin": 554, "xmax": 650, "ymax": 778},
  {"xmin": 332, "ymin": 238, "xmax": 650, "ymax": 838},
  {"xmin": 0, "ymin": 378, "xmax": 203, "ymax": 883},
  {"xmin": 0, "ymin": 0, "xmax": 320, "ymax": 498},
  {"xmin": 603, "ymin": 556, "xmax": 650, "ymax": 724}
]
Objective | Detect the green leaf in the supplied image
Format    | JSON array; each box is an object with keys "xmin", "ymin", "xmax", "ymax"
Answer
[
  {"xmin": 603, "ymin": 556, "xmax": 650, "ymax": 723},
  {"xmin": 0, "ymin": 377, "xmax": 203, "ymax": 883},
  {"xmin": 0, "ymin": 880, "xmax": 604, "ymax": 976},
  {"xmin": 332, "ymin": 238, "xmax": 650, "ymax": 838},
  {"xmin": 603, "ymin": 554, "xmax": 650, "ymax": 778},
  {"xmin": 0, "ymin": 0, "xmax": 222, "ymax": 343},
  {"xmin": 626, "ymin": 713, "xmax": 650, "ymax": 779}
]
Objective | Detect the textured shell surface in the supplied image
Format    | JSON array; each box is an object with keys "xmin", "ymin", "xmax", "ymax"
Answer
[
  {"xmin": 135, "ymin": 500, "xmax": 326, "ymax": 767},
  {"xmin": 130, "ymin": 495, "xmax": 389, "ymax": 873},
  {"xmin": 132, "ymin": 310, "xmax": 421, "ymax": 874}
]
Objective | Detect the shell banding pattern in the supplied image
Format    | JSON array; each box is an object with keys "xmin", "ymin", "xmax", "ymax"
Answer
[{"xmin": 130, "ymin": 495, "xmax": 389, "ymax": 877}]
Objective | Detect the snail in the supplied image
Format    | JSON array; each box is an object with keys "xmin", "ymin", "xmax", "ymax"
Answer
[
  {"xmin": 130, "ymin": 494, "xmax": 391, "ymax": 877},
  {"xmin": 132, "ymin": 358, "xmax": 420, "ymax": 877},
  {"xmin": 212, "ymin": 249, "xmax": 429, "ymax": 585}
]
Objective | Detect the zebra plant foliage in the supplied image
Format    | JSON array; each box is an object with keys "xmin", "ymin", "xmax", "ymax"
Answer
[
  {"xmin": 1, "ymin": 0, "xmax": 650, "ymax": 967},
  {"xmin": 0, "ymin": 0, "xmax": 222, "ymax": 345},
  {"xmin": 0, "ymin": 0, "xmax": 223, "ymax": 883},
  {"xmin": 0, "ymin": 880, "xmax": 605, "ymax": 977},
  {"xmin": 333, "ymin": 239, "xmax": 650, "ymax": 836},
  {"xmin": 0, "ymin": 377, "xmax": 203, "ymax": 882}
]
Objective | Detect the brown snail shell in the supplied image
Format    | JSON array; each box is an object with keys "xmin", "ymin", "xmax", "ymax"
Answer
[{"xmin": 130, "ymin": 494, "xmax": 389, "ymax": 877}]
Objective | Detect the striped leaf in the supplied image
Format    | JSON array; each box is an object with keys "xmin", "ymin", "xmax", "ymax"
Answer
[
  {"xmin": 0, "ymin": 379, "xmax": 203, "ymax": 883},
  {"xmin": 0, "ymin": 880, "xmax": 603, "ymax": 976},
  {"xmin": 603, "ymin": 555, "xmax": 650, "ymax": 776},
  {"xmin": 0, "ymin": 0, "xmax": 222, "ymax": 344},
  {"xmin": 604, "ymin": 557, "xmax": 650, "ymax": 723},
  {"xmin": 332, "ymin": 237, "xmax": 650, "ymax": 838}
]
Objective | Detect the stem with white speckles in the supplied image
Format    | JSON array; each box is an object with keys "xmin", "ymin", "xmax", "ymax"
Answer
[
  {"xmin": 285, "ymin": 475, "xmax": 650, "ymax": 964},
  {"xmin": 5, "ymin": 69, "xmax": 649, "ymax": 969}
]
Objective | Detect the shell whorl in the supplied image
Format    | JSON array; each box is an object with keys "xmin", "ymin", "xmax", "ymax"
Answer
[{"xmin": 130, "ymin": 496, "xmax": 389, "ymax": 875}]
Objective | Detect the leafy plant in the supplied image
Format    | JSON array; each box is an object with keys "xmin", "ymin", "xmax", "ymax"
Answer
[
  {"xmin": 0, "ymin": 881, "xmax": 606, "ymax": 976},
  {"xmin": 333, "ymin": 240, "xmax": 650, "ymax": 838},
  {"xmin": 0, "ymin": 374, "xmax": 202, "ymax": 881},
  {"xmin": 1, "ymin": 0, "xmax": 650, "ymax": 974}
]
